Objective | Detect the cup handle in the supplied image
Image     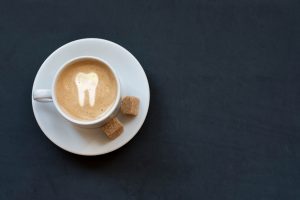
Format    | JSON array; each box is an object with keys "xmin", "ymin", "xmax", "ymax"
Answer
[{"xmin": 33, "ymin": 89, "xmax": 53, "ymax": 102}]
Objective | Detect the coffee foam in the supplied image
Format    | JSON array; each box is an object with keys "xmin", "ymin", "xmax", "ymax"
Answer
[{"xmin": 55, "ymin": 59, "xmax": 117, "ymax": 121}]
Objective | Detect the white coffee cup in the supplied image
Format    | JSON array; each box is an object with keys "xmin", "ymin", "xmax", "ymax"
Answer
[{"xmin": 32, "ymin": 56, "xmax": 121, "ymax": 128}]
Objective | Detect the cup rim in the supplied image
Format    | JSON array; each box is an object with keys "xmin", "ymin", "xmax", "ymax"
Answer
[{"xmin": 51, "ymin": 56, "xmax": 121, "ymax": 126}]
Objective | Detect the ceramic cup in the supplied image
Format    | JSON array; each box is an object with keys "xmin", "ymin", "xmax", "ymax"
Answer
[{"xmin": 32, "ymin": 56, "xmax": 121, "ymax": 128}]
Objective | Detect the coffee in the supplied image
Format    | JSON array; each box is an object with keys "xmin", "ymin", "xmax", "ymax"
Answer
[{"xmin": 55, "ymin": 58, "xmax": 118, "ymax": 121}]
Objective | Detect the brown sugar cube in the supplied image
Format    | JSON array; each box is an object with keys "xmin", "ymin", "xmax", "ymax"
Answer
[
  {"xmin": 121, "ymin": 96, "xmax": 140, "ymax": 116},
  {"xmin": 101, "ymin": 118, "xmax": 124, "ymax": 139}
]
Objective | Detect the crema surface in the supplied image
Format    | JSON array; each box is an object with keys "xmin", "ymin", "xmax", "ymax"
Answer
[{"xmin": 55, "ymin": 59, "xmax": 117, "ymax": 121}]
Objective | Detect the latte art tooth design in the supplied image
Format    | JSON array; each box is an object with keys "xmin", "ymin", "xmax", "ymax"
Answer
[{"xmin": 75, "ymin": 72, "xmax": 99, "ymax": 107}]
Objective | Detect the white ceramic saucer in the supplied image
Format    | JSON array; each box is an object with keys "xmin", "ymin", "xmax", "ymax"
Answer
[{"xmin": 32, "ymin": 38, "xmax": 150, "ymax": 156}]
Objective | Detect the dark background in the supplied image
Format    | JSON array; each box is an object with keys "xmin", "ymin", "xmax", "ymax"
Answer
[{"xmin": 1, "ymin": 0, "xmax": 300, "ymax": 199}]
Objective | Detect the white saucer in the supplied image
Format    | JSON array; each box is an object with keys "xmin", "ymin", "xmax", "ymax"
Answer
[{"xmin": 32, "ymin": 38, "xmax": 150, "ymax": 156}]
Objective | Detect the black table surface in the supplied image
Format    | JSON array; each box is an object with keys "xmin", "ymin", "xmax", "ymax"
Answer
[{"xmin": 1, "ymin": 0, "xmax": 300, "ymax": 199}]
